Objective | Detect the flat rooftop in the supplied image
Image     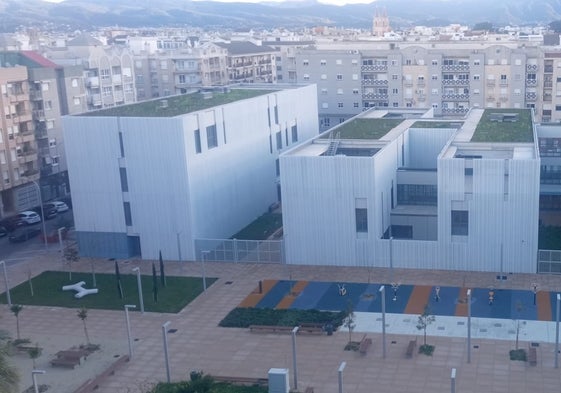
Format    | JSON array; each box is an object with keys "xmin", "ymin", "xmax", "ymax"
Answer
[
  {"xmin": 471, "ymin": 108, "xmax": 534, "ymax": 143},
  {"xmin": 80, "ymin": 88, "xmax": 277, "ymax": 117},
  {"xmin": 320, "ymin": 118, "xmax": 404, "ymax": 140}
]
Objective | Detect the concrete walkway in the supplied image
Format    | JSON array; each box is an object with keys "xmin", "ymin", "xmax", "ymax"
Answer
[{"xmin": 2, "ymin": 252, "xmax": 561, "ymax": 393}]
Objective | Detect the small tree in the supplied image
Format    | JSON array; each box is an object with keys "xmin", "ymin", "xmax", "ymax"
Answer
[
  {"xmin": 513, "ymin": 300, "xmax": 524, "ymax": 350},
  {"xmin": 64, "ymin": 246, "xmax": 80, "ymax": 281},
  {"xmin": 343, "ymin": 300, "xmax": 355, "ymax": 344},
  {"xmin": 10, "ymin": 305, "xmax": 23, "ymax": 340},
  {"xmin": 28, "ymin": 344, "xmax": 42, "ymax": 368},
  {"xmin": 416, "ymin": 304, "xmax": 435, "ymax": 347},
  {"xmin": 27, "ymin": 268, "xmax": 34, "ymax": 297},
  {"xmin": 77, "ymin": 307, "xmax": 90, "ymax": 345}
]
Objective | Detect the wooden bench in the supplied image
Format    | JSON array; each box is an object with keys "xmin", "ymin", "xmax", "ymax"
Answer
[
  {"xmin": 298, "ymin": 323, "xmax": 325, "ymax": 335},
  {"xmin": 405, "ymin": 339, "xmax": 417, "ymax": 358},
  {"xmin": 213, "ymin": 376, "xmax": 268, "ymax": 386},
  {"xmin": 528, "ymin": 346, "xmax": 537, "ymax": 366},
  {"xmin": 248, "ymin": 325, "xmax": 293, "ymax": 334},
  {"xmin": 51, "ymin": 357, "xmax": 80, "ymax": 369},
  {"xmin": 359, "ymin": 336, "xmax": 372, "ymax": 355},
  {"xmin": 74, "ymin": 355, "xmax": 129, "ymax": 393}
]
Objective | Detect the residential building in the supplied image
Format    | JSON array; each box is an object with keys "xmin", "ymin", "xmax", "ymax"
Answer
[
  {"xmin": 215, "ymin": 42, "xmax": 278, "ymax": 84},
  {"xmin": 280, "ymin": 108, "xmax": 540, "ymax": 273},
  {"xmin": 63, "ymin": 84, "xmax": 319, "ymax": 260}
]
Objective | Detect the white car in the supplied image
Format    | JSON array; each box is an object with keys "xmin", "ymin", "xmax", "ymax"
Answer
[
  {"xmin": 47, "ymin": 201, "xmax": 69, "ymax": 213},
  {"xmin": 17, "ymin": 211, "xmax": 41, "ymax": 225}
]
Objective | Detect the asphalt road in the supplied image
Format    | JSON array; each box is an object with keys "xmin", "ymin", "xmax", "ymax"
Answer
[{"xmin": 0, "ymin": 209, "xmax": 74, "ymax": 264}]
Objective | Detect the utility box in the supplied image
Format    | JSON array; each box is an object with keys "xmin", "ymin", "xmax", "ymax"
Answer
[{"xmin": 268, "ymin": 368, "xmax": 289, "ymax": 393}]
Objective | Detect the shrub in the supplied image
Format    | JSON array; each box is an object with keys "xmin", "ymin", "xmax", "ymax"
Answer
[
  {"xmin": 510, "ymin": 349, "xmax": 527, "ymax": 361},
  {"xmin": 219, "ymin": 308, "xmax": 345, "ymax": 329}
]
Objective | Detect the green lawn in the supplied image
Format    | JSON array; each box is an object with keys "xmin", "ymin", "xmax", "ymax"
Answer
[
  {"xmin": 231, "ymin": 213, "xmax": 282, "ymax": 240},
  {"xmin": 320, "ymin": 118, "xmax": 403, "ymax": 140},
  {"xmin": 471, "ymin": 109, "xmax": 533, "ymax": 143},
  {"xmin": 0, "ymin": 271, "xmax": 216, "ymax": 313}
]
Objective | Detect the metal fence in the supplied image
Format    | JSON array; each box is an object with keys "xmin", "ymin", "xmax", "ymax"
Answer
[
  {"xmin": 538, "ymin": 249, "xmax": 561, "ymax": 273},
  {"xmin": 194, "ymin": 238, "xmax": 284, "ymax": 264}
]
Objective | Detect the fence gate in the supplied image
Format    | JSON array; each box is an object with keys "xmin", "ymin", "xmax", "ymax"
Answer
[{"xmin": 194, "ymin": 238, "xmax": 284, "ymax": 264}]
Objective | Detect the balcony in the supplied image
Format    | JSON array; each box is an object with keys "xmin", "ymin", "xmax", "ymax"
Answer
[
  {"xmin": 112, "ymin": 74, "xmax": 122, "ymax": 84},
  {"xmin": 362, "ymin": 93, "xmax": 389, "ymax": 100},
  {"xmin": 486, "ymin": 80, "xmax": 496, "ymax": 87},
  {"xmin": 30, "ymin": 90, "xmax": 42, "ymax": 100},
  {"xmin": 404, "ymin": 80, "xmax": 413, "ymax": 87},
  {"xmin": 361, "ymin": 64, "xmax": 388, "ymax": 72},
  {"xmin": 442, "ymin": 94, "xmax": 470, "ymax": 101},
  {"xmin": 526, "ymin": 92, "xmax": 537, "ymax": 101},
  {"xmin": 23, "ymin": 169, "xmax": 40, "ymax": 177},
  {"xmin": 361, "ymin": 79, "xmax": 388, "ymax": 86},
  {"xmin": 442, "ymin": 79, "xmax": 469, "ymax": 86},
  {"xmin": 544, "ymin": 81, "xmax": 553, "ymax": 88},
  {"xmin": 9, "ymin": 92, "xmax": 27, "ymax": 103},
  {"xmin": 87, "ymin": 77, "xmax": 100, "ymax": 87},
  {"xmin": 526, "ymin": 79, "xmax": 537, "ymax": 86},
  {"xmin": 100, "ymin": 76, "xmax": 112, "ymax": 86},
  {"xmin": 35, "ymin": 124, "xmax": 48, "ymax": 139},
  {"xmin": 258, "ymin": 59, "xmax": 272, "ymax": 65},
  {"xmin": 442, "ymin": 64, "xmax": 469, "ymax": 72},
  {"xmin": 13, "ymin": 112, "xmax": 32, "ymax": 123},
  {"xmin": 441, "ymin": 107, "xmax": 469, "ymax": 115},
  {"xmin": 499, "ymin": 80, "xmax": 508, "ymax": 86},
  {"xmin": 88, "ymin": 94, "xmax": 102, "ymax": 106},
  {"xmin": 33, "ymin": 109, "xmax": 45, "ymax": 120},
  {"xmin": 544, "ymin": 66, "xmax": 554, "ymax": 73},
  {"xmin": 527, "ymin": 64, "xmax": 538, "ymax": 71},
  {"xmin": 417, "ymin": 80, "xmax": 425, "ymax": 87},
  {"xmin": 499, "ymin": 96, "xmax": 508, "ymax": 102},
  {"xmin": 543, "ymin": 94, "xmax": 552, "ymax": 102},
  {"xmin": 114, "ymin": 91, "xmax": 124, "ymax": 102}
]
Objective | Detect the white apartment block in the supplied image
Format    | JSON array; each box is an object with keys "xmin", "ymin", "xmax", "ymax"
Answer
[
  {"xmin": 63, "ymin": 85, "xmax": 319, "ymax": 260},
  {"xmin": 280, "ymin": 108, "xmax": 540, "ymax": 273}
]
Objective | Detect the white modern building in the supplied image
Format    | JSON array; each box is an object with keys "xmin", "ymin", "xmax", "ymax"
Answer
[
  {"xmin": 63, "ymin": 84, "xmax": 319, "ymax": 260},
  {"xmin": 280, "ymin": 108, "xmax": 540, "ymax": 273}
]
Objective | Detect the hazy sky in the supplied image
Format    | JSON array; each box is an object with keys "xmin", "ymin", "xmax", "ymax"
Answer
[{"xmin": 41, "ymin": 0, "xmax": 377, "ymax": 5}]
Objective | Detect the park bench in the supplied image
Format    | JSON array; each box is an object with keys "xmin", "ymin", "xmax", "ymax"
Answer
[
  {"xmin": 213, "ymin": 376, "xmax": 268, "ymax": 386},
  {"xmin": 73, "ymin": 355, "xmax": 129, "ymax": 393},
  {"xmin": 405, "ymin": 339, "xmax": 417, "ymax": 358},
  {"xmin": 248, "ymin": 325, "xmax": 293, "ymax": 334},
  {"xmin": 359, "ymin": 335, "xmax": 372, "ymax": 355},
  {"xmin": 298, "ymin": 323, "xmax": 325, "ymax": 335},
  {"xmin": 528, "ymin": 346, "xmax": 537, "ymax": 366}
]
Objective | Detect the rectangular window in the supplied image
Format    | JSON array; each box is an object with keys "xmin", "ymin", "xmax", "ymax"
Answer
[
  {"xmin": 206, "ymin": 125, "xmax": 218, "ymax": 149},
  {"xmin": 124, "ymin": 202, "xmax": 133, "ymax": 226},
  {"xmin": 119, "ymin": 168, "xmax": 129, "ymax": 192},
  {"xmin": 451, "ymin": 210, "xmax": 468, "ymax": 236},
  {"xmin": 336, "ymin": 74, "xmax": 343, "ymax": 80},
  {"xmin": 276, "ymin": 131, "xmax": 282, "ymax": 150},
  {"xmin": 291, "ymin": 125, "xmax": 298, "ymax": 143},
  {"xmin": 275, "ymin": 158, "xmax": 280, "ymax": 176},
  {"xmin": 194, "ymin": 129, "xmax": 201, "ymax": 153},
  {"xmin": 355, "ymin": 208, "xmax": 368, "ymax": 233}
]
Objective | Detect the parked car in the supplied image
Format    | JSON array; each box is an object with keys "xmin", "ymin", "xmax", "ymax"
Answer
[
  {"xmin": 32, "ymin": 205, "xmax": 58, "ymax": 220},
  {"xmin": 17, "ymin": 211, "xmax": 41, "ymax": 225},
  {"xmin": 45, "ymin": 201, "xmax": 69, "ymax": 213},
  {"xmin": 0, "ymin": 216, "xmax": 25, "ymax": 231},
  {"xmin": 9, "ymin": 227, "xmax": 41, "ymax": 243},
  {"xmin": 0, "ymin": 226, "xmax": 7, "ymax": 237}
]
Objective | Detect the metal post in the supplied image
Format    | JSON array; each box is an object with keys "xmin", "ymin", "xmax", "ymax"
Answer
[
  {"xmin": 57, "ymin": 227, "xmax": 65, "ymax": 254},
  {"xmin": 292, "ymin": 326, "xmax": 299, "ymax": 390},
  {"xmin": 379, "ymin": 285, "xmax": 386, "ymax": 358},
  {"xmin": 467, "ymin": 289, "xmax": 472, "ymax": 364},
  {"xmin": 32, "ymin": 369, "xmax": 46, "ymax": 393},
  {"xmin": 451, "ymin": 368, "xmax": 456, "ymax": 393},
  {"xmin": 555, "ymin": 294, "xmax": 561, "ymax": 368},
  {"xmin": 124, "ymin": 304, "xmax": 136, "ymax": 359},
  {"xmin": 0, "ymin": 261, "xmax": 11, "ymax": 306},
  {"xmin": 338, "ymin": 361, "xmax": 346, "ymax": 393},
  {"xmin": 389, "ymin": 236, "xmax": 394, "ymax": 283},
  {"xmin": 201, "ymin": 250, "xmax": 209, "ymax": 292},
  {"xmin": 162, "ymin": 321, "xmax": 171, "ymax": 383},
  {"xmin": 132, "ymin": 267, "xmax": 144, "ymax": 314},
  {"xmin": 176, "ymin": 232, "xmax": 182, "ymax": 263},
  {"xmin": 30, "ymin": 180, "xmax": 47, "ymax": 249}
]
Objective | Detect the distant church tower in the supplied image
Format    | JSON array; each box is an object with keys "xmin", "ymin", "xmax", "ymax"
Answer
[{"xmin": 372, "ymin": 7, "xmax": 391, "ymax": 37}]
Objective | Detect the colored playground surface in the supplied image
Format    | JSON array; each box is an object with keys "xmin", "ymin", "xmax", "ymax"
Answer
[{"xmin": 239, "ymin": 280, "xmax": 559, "ymax": 321}]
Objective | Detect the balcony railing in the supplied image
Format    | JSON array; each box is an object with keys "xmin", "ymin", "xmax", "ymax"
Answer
[
  {"xmin": 441, "ymin": 107, "xmax": 469, "ymax": 115},
  {"xmin": 30, "ymin": 90, "xmax": 42, "ymax": 100},
  {"xmin": 527, "ymin": 64, "xmax": 538, "ymax": 71},
  {"xmin": 442, "ymin": 64, "xmax": 469, "ymax": 72},
  {"xmin": 33, "ymin": 109, "xmax": 45, "ymax": 120},
  {"xmin": 112, "ymin": 75, "xmax": 122, "ymax": 84},
  {"xmin": 87, "ymin": 77, "xmax": 100, "ymax": 87},
  {"xmin": 526, "ymin": 92, "xmax": 537, "ymax": 101},
  {"xmin": 442, "ymin": 79, "xmax": 469, "ymax": 86},
  {"xmin": 361, "ymin": 64, "xmax": 388, "ymax": 72},
  {"xmin": 442, "ymin": 94, "xmax": 470, "ymax": 101},
  {"xmin": 362, "ymin": 93, "xmax": 389, "ymax": 100},
  {"xmin": 361, "ymin": 79, "xmax": 388, "ymax": 86},
  {"xmin": 526, "ymin": 79, "xmax": 537, "ymax": 86}
]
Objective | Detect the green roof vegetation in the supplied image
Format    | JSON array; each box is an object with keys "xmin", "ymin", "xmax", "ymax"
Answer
[
  {"xmin": 82, "ymin": 89, "xmax": 277, "ymax": 117},
  {"xmin": 471, "ymin": 109, "xmax": 534, "ymax": 143},
  {"xmin": 321, "ymin": 118, "xmax": 403, "ymax": 140},
  {"xmin": 411, "ymin": 121, "xmax": 463, "ymax": 129}
]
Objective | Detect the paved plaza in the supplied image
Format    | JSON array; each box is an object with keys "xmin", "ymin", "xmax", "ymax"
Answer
[{"xmin": 2, "ymin": 249, "xmax": 561, "ymax": 392}]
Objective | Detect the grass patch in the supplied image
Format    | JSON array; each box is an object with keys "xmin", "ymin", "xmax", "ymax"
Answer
[
  {"xmin": 411, "ymin": 121, "xmax": 463, "ymax": 129},
  {"xmin": 0, "ymin": 271, "xmax": 216, "ymax": 313},
  {"xmin": 83, "ymin": 89, "xmax": 276, "ymax": 117},
  {"xmin": 320, "ymin": 118, "xmax": 403, "ymax": 140},
  {"xmin": 231, "ymin": 213, "xmax": 282, "ymax": 240},
  {"xmin": 510, "ymin": 348, "xmax": 527, "ymax": 361},
  {"xmin": 219, "ymin": 307, "xmax": 346, "ymax": 328},
  {"xmin": 152, "ymin": 381, "xmax": 267, "ymax": 393},
  {"xmin": 419, "ymin": 344, "xmax": 435, "ymax": 356},
  {"xmin": 539, "ymin": 225, "xmax": 561, "ymax": 250},
  {"xmin": 471, "ymin": 109, "xmax": 533, "ymax": 143}
]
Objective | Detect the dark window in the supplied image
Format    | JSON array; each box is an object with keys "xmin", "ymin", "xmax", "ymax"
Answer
[
  {"xmin": 276, "ymin": 131, "xmax": 282, "ymax": 150},
  {"xmin": 275, "ymin": 158, "xmax": 280, "ymax": 176},
  {"xmin": 268, "ymin": 108, "xmax": 271, "ymax": 127},
  {"xmin": 285, "ymin": 128, "xmax": 289, "ymax": 146},
  {"xmin": 206, "ymin": 125, "xmax": 217, "ymax": 149},
  {"xmin": 355, "ymin": 208, "xmax": 368, "ymax": 233},
  {"xmin": 291, "ymin": 125, "xmax": 298, "ymax": 143},
  {"xmin": 391, "ymin": 225, "xmax": 412, "ymax": 239},
  {"xmin": 118, "ymin": 132, "xmax": 125, "ymax": 157},
  {"xmin": 451, "ymin": 210, "xmax": 468, "ymax": 236},
  {"xmin": 269, "ymin": 134, "xmax": 273, "ymax": 154},
  {"xmin": 194, "ymin": 129, "xmax": 201, "ymax": 153},
  {"xmin": 397, "ymin": 184, "xmax": 437, "ymax": 206},
  {"xmin": 274, "ymin": 105, "xmax": 278, "ymax": 124},
  {"xmin": 465, "ymin": 168, "xmax": 473, "ymax": 176},
  {"xmin": 124, "ymin": 202, "xmax": 133, "ymax": 226},
  {"xmin": 119, "ymin": 168, "xmax": 129, "ymax": 192}
]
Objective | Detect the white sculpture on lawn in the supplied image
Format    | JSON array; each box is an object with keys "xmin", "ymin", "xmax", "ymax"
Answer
[{"xmin": 62, "ymin": 281, "xmax": 98, "ymax": 298}]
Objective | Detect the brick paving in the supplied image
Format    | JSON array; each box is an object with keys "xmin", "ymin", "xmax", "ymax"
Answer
[{"xmin": 2, "ymin": 250, "xmax": 561, "ymax": 393}]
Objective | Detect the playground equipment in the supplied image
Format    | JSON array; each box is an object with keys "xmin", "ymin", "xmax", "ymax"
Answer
[{"xmin": 62, "ymin": 281, "xmax": 98, "ymax": 298}]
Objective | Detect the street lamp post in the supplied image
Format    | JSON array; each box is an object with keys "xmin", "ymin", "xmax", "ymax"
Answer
[
  {"xmin": 162, "ymin": 321, "xmax": 171, "ymax": 383},
  {"xmin": 0, "ymin": 260, "xmax": 11, "ymax": 306},
  {"xmin": 124, "ymin": 304, "xmax": 136, "ymax": 359},
  {"xmin": 31, "ymin": 369, "xmax": 46, "ymax": 393},
  {"xmin": 201, "ymin": 250, "xmax": 209, "ymax": 292},
  {"xmin": 132, "ymin": 267, "xmax": 144, "ymax": 314},
  {"xmin": 291, "ymin": 326, "xmax": 299, "ymax": 391},
  {"xmin": 176, "ymin": 232, "xmax": 182, "ymax": 263},
  {"xmin": 338, "ymin": 361, "xmax": 346, "ymax": 393},
  {"xmin": 451, "ymin": 368, "xmax": 456, "ymax": 393},
  {"xmin": 57, "ymin": 227, "xmax": 66, "ymax": 254},
  {"xmin": 467, "ymin": 289, "xmax": 472, "ymax": 364},
  {"xmin": 379, "ymin": 285, "xmax": 386, "ymax": 358},
  {"xmin": 29, "ymin": 180, "xmax": 47, "ymax": 249}
]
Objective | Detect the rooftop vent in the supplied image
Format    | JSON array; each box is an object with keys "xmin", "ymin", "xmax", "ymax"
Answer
[
  {"xmin": 160, "ymin": 99, "xmax": 168, "ymax": 108},
  {"xmin": 202, "ymin": 91, "xmax": 213, "ymax": 100}
]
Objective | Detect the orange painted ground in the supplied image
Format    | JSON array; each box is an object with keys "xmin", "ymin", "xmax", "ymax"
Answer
[
  {"xmin": 537, "ymin": 291, "xmax": 552, "ymax": 321},
  {"xmin": 404, "ymin": 285, "xmax": 431, "ymax": 315},
  {"xmin": 455, "ymin": 288, "xmax": 469, "ymax": 317},
  {"xmin": 238, "ymin": 279, "xmax": 278, "ymax": 308},
  {"xmin": 276, "ymin": 281, "xmax": 309, "ymax": 309}
]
